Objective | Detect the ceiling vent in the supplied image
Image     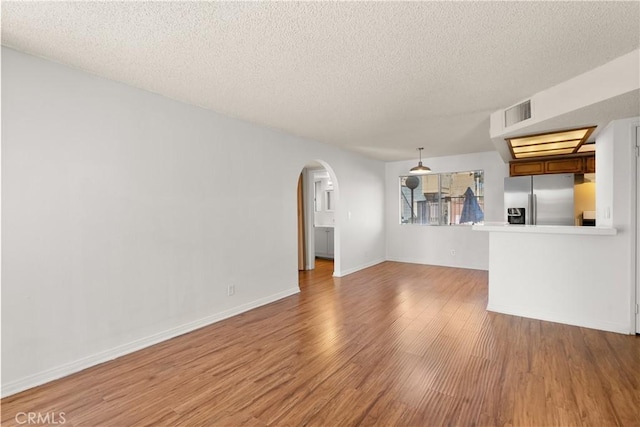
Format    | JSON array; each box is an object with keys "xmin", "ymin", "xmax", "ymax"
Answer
[{"xmin": 504, "ymin": 100, "xmax": 531, "ymax": 128}]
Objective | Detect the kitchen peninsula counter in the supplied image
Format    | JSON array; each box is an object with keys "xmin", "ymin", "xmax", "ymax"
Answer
[
  {"xmin": 473, "ymin": 223, "xmax": 617, "ymax": 235},
  {"xmin": 472, "ymin": 222, "xmax": 629, "ymax": 334}
]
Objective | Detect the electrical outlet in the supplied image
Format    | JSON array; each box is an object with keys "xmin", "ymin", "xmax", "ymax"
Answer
[
  {"xmin": 227, "ymin": 284, "xmax": 235, "ymax": 296},
  {"xmin": 450, "ymin": 249, "xmax": 456, "ymax": 256}
]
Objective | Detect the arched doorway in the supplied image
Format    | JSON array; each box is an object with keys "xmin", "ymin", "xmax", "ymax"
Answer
[{"xmin": 297, "ymin": 160, "xmax": 340, "ymax": 277}]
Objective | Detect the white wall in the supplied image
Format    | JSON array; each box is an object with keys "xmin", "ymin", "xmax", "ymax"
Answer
[
  {"xmin": 597, "ymin": 116, "xmax": 639, "ymax": 331},
  {"xmin": 487, "ymin": 230, "xmax": 632, "ymax": 333},
  {"xmin": 1, "ymin": 47, "xmax": 386, "ymax": 395},
  {"xmin": 385, "ymin": 151, "xmax": 507, "ymax": 270},
  {"xmin": 596, "ymin": 122, "xmax": 616, "ymax": 227}
]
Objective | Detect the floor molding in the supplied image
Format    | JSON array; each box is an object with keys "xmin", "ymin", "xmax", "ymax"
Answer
[
  {"xmin": 334, "ymin": 258, "xmax": 386, "ymax": 277},
  {"xmin": 385, "ymin": 256, "xmax": 488, "ymax": 271},
  {"xmin": 487, "ymin": 303, "xmax": 631, "ymax": 335}
]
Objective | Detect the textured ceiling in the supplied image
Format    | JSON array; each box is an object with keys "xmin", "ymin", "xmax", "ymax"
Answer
[{"xmin": 2, "ymin": 1, "xmax": 639, "ymax": 161}]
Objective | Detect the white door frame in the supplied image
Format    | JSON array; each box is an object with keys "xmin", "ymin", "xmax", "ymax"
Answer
[{"xmin": 635, "ymin": 126, "xmax": 640, "ymax": 333}]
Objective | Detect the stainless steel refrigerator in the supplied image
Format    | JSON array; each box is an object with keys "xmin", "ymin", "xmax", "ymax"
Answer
[{"xmin": 504, "ymin": 174, "xmax": 574, "ymax": 226}]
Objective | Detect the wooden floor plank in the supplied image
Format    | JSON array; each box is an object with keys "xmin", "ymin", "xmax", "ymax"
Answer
[{"xmin": 2, "ymin": 259, "xmax": 638, "ymax": 426}]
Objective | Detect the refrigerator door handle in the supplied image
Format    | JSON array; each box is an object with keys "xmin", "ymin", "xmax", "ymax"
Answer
[
  {"xmin": 532, "ymin": 194, "xmax": 537, "ymax": 225},
  {"xmin": 527, "ymin": 193, "xmax": 533, "ymax": 225}
]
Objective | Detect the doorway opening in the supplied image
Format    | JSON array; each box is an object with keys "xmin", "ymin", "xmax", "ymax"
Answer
[
  {"xmin": 298, "ymin": 257, "xmax": 335, "ymax": 293},
  {"xmin": 297, "ymin": 161, "xmax": 339, "ymax": 277}
]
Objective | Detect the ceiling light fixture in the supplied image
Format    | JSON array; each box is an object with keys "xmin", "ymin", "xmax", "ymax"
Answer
[
  {"xmin": 409, "ymin": 147, "xmax": 431, "ymax": 174},
  {"xmin": 506, "ymin": 126, "xmax": 596, "ymax": 160}
]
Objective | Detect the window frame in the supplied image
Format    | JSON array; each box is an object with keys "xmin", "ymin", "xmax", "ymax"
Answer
[{"xmin": 399, "ymin": 170, "xmax": 484, "ymax": 226}]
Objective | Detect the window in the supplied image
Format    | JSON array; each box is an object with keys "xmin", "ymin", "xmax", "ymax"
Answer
[{"xmin": 400, "ymin": 170, "xmax": 484, "ymax": 225}]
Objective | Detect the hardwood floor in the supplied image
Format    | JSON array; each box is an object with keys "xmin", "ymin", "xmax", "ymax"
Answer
[{"xmin": 2, "ymin": 259, "xmax": 639, "ymax": 426}]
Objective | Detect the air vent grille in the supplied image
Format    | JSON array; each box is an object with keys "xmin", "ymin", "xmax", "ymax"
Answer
[{"xmin": 504, "ymin": 100, "xmax": 531, "ymax": 127}]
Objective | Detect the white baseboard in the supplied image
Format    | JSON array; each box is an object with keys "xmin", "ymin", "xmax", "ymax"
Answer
[
  {"xmin": 334, "ymin": 258, "xmax": 386, "ymax": 277},
  {"xmin": 487, "ymin": 303, "xmax": 632, "ymax": 335},
  {"xmin": 1, "ymin": 287, "xmax": 300, "ymax": 398},
  {"xmin": 385, "ymin": 256, "xmax": 488, "ymax": 271}
]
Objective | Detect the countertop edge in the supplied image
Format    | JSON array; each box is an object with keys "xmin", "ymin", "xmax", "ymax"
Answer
[{"xmin": 472, "ymin": 224, "xmax": 617, "ymax": 236}]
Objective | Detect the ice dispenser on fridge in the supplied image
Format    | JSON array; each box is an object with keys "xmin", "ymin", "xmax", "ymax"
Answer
[{"xmin": 507, "ymin": 208, "xmax": 526, "ymax": 224}]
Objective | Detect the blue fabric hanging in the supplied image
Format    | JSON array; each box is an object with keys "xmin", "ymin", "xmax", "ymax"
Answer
[{"xmin": 460, "ymin": 187, "xmax": 484, "ymax": 224}]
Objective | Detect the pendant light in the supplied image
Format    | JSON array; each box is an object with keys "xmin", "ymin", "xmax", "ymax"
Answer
[{"xmin": 409, "ymin": 147, "xmax": 431, "ymax": 174}]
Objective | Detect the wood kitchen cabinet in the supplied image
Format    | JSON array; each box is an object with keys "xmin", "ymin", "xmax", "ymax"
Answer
[
  {"xmin": 510, "ymin": 161, "xmax": 544, "ymax": 176},
  {"xmin": 544, "ymin": 157, "xmax": 584, "ymax": 174},
  {"xmin": 509, "ymin": 154, "xmax": 595, "ymax": 176}
]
